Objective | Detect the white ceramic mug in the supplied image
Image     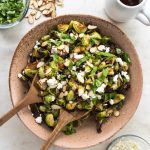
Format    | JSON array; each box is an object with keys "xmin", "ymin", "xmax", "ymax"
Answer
[{"xmin": 105, "ymin": 0, "xmax": 150, "ymax": 25}]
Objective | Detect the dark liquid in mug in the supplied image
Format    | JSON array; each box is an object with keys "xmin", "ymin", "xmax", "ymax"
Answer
[{"xmin": 120, "ymin": 0, "xmax": 141, "ymax": 6}]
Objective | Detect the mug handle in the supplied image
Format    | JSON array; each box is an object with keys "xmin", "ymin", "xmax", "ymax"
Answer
[{"xmin": 136, "ymin": 9, "xmax": 150, "ymax": 26}]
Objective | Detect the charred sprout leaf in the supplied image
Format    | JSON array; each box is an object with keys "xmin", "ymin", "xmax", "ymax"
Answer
[
  {"xmin": 113, "ymin": 94, "xmax": 125, "ymax": 104},
  {"xmin": 24, "ymin": 69, "xmax": 37, "ymax": 78},
  {"xmin": 73, "ymin": 46, "xmax": 86, "ymax": 53},
  {"xmin": 57, "ymin": 24, "xmax": 69, "ymax": 33},
  {"xmin": 81, "ymin": 35, "xmax": 90, "ymax": 46},
  {"xmin": 43, "ymin": 95, "xmax": 55, "ymax": 104},
  {"xmin": 38, "ymin": 66, "xmax": 45, "ymax": 78},
  {"xmin": 116, "ymin": 48, "xmax": 122, "ymax": 55},
  {"xmin": 76, "ymin": 56, "xmax": 89, "ymax": 66},
  {"xmin": 72, "ymin": 21, "xmax": 87, "ymax": 33},
  {"xmin": 90, "ymin": 31, "xmax": 102, "ymax": 40},
  {"xmin": 66, "ymin": 90, "xmax": 75, "ymax": 101},
  {"xmin": 78, "ymin": 101, "xmax": 94, "ymax": 110},
  {"xmin": 101, "ymin": 36, "xmax": 111, "ymax": 44},
  {"xmin": 95, "ymin": 52, "xmax": 115, "ymax": 57},
  {"xmin": 123, "ymin": 52, "xmax": 131, "ymax": 64},
  {"xmin": 41, "ymin": 35, "xmax": 50, "ymax": 41},
  {"xmin": 45, "ymin": 114, "xmax": 55, "ymax": 127},
  {"xmin": 51, "ymin": 53, "xmax": 59, "ymax": 62},
  {"xmin": 97, "ymin": 111, "xmax": 107, "ymax": 119},
  {"xmin": 90, "ymin": 66, "xmax": 98, "ymax": 77},
  {"xmin": 103, "ymin": 92, "xmax": 116, "ymax": 100},
  {"xmin": 63, "ymin": 122, "xmax": 76, "ymax": 135},
  {"xmin": 93, "ymin": 68, "xmax": 109, "ymax": 92}
]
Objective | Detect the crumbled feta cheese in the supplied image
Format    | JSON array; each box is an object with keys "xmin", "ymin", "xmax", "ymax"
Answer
[
  {"xmin": 79, "ymin": 33, "xmax": 84, "ymax": 38},
  {"xmin": 57, "ymin": 81, "xmax": 66, "ymax": 89},
  {"xmin": 74, "ymin": 53, "xmax": 84, "ymax": 59},
  {"xmin": 47, "ymin": 77, "xmax": 58, "ymax": 88},
  {"xmin": 70, "ymin": 53, "xmax": 74, "ymax": 58},
  {"xmin": 88, "ymin": 90, "xmax": 96, "ymax": 99},
  {"xmin": 88, "ymin": 25, "xmax": 97, "ymax": 30},
  {"xmin": 51, "ymin": 46, "xmax": 58, "ymax": 53},
  {"xmin": 113, "ymin": 74, "xmax": 119, "ymax": 83},
  {"xmin": 37, "ymin": 62, "xmax": 44, "ymax": 68},
  {"xmin": 70, "ymin": 33, "xmax": 74, "ymax": 38},
  {"xmin": 35, "ymin": 115, "xmax": 42, "ymax": 124},
  {"xmin": 105, "ymin": 47, "xmax": 110, "ymax": 52},
  {"xmin": 64, "ymin": 45, "xmax": 69, "ymax": 53},
  {"xmin": 90, "ymin": 47, "xmax": 98, "ymax": 53},
  {"xmin": 116, "ymin": 58, "xmax": 124, "ymax": 66},
  {"xmin": 57, "ymin": 74, "xmax": 61, "ymax": 80},
  {"xmin": 57, "ymin": 83, "xmax": 63, "ymax": 89},
  {"xmin": 18, "ymin": 73, "xmax": 22, "ymax": 78},
  {"xmin": 36, "ymin": 41, "xmax": 40, "ymax": 45},
  {"xmin": 86, "ymin": 61, "xmax": 94, "ymax": 68},
  {"xmin": 109, "ymin": 99, "xmax": 114, "ymax": 105},
  {"xmin": 96, "ymin": 83, "xmax": 107, "ymax": 93},
  {"xmin": 34, "ymin": 45, "xmax": 38, "ymax": 49},
  {"xmin": 72, "ymin": 66, "xmax": 76, "ymax": 71},
  {"xmin": 61, "ymin": 81, "xmax": 67, "ymax": 86},
  {"xmin": 81, "ymin": 92, "xmax": 90, "ymax": 100},
  {"xmin": 69, "ymin": 101, "xmax": 73, "ymax": 104},
  {"xmin": 98, "ymin": 45, "xmax": 105, "ymax": 51},
  {"xmin": 77, "ymin": 72, "xmax": 85, "ymax": 83},
  {"xmin": 64, "ymin": 59, "xmax": 70, "ymax": 67},
  {"xmin": 121, "ymin": 71, "xmax": 130, "ymax": 81},
  {"xmin": 103, "ymin": 103, "xmax": 108, "ymax": 106}
]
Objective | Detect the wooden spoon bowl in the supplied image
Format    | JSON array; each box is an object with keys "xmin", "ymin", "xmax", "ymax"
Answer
[{"xmin": 9, "ymin": 15, "xmax": 143, "ymax": 149}]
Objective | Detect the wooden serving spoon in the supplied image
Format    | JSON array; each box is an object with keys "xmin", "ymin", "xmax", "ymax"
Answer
[
  {"xmin": 0, "ymin": 74, "xmax": 42, "ymax": 126},
  {"xmin": 41, "ymin": 109, "xmax": 90, "ymax": 150}
]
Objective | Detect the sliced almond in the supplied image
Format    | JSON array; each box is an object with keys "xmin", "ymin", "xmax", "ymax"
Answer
[
  {"xmin": 33, "ymin": 1, "xmax": 38, "ymax": 9},
  {"xmin": 39, "ymin": 5, "xmax": 46, "ymax": 11},
  {"xmin": 42, "ymin": 10, "xmax": 49, "ymax": 15},
  {"xmin": 30, "ymin": 9, "xmax": 37, "ymax": 16},
  {"xmin": 44, "ymin": 8, "xmax": 53, "ymax": 17},
  {"xmin": 45, "ymin": 3, "xmax": 52, "ymax": 9},
  {"xmin": 35, "ymin": 11, "xmax": 42, "ymax": 20},
  {"xmin": 28, "ymin": 15, "xmax": 34, "ymax": 24},
  {"xmin": 38, "ymin": 0, "xmax": 43, "ymax": 6},
  {"xmin": 29, "ymin": 4, "xmax": 35, "ymax": 9}
]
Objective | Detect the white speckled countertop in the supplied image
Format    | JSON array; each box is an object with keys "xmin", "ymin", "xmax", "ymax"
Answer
[{"xmin": 0, "ymin": 0, "xmax": 150, "ymax": 150}]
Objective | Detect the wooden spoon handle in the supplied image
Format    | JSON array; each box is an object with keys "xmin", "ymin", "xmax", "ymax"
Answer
[
  {"xmin": 41, "ymin": 119, "xmax": 68, "ymax": 150},
  {"xmin": 41, "ymin": 109, "xmax": 74, "ymax": 150},
  {"xmin": 0, "ymin": 97, "xmax": 27, "ymax": 126}
]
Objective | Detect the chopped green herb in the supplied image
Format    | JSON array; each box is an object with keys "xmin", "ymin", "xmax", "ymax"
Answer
[{"xmin": 0, "ymin": 0, "xmax": 24, "ymax": 24}]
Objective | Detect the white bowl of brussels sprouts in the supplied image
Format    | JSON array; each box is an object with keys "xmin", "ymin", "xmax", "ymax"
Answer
[{"xmin": 9, "ymin": 15, "xmax": 143, "ymax": 149}]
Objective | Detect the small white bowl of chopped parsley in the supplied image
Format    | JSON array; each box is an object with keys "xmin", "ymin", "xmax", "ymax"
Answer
[{"xmin": 0, "ymin": 0, "xmax": 29, "ymax": 29}]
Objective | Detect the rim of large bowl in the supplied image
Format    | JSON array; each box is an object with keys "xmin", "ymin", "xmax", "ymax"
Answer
[{"xmin": 9, "ymin": 14, "xmax": 143, "ymax": 149}]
